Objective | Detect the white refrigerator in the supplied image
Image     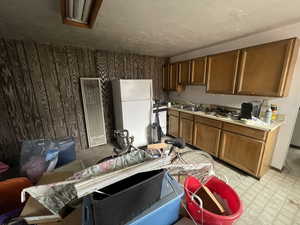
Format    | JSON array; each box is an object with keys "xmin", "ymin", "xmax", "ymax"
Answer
[
  {"xmin": 112, "ymin": 79, "xmax": 153, "ymax": 147},
  {"xmin": 291, "ymin": 108, "xmax": 300, "ymax": 147}
]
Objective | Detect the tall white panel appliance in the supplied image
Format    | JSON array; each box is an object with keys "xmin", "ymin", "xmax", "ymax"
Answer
[
  {"xmin": 291, "ymin": 108, "xmax": 300, "ymax": 147},
  {"xmin": 112, "ymin": 79, "xmax": 153, "ymax": 147}
]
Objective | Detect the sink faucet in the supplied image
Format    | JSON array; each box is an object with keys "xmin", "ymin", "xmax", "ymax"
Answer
[{"xmin": 190, "ymin": 103, "xmax": 196, "ymax": 111}]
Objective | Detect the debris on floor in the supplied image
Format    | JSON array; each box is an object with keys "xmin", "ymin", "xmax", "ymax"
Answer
[
  {"xmin": 173, "ymin": 217, "xmax": 195, "ymax": 225},
  {"xmin": 6, "ymin": 137, "xmax": 247, "ymax": 225},
  {"xmin": 20, "ymin": 160, "xmax": 85, "ymax": 224},
  {"xmin": 20, "ymin": 152, "xmax": 172, "ymax": 222}
]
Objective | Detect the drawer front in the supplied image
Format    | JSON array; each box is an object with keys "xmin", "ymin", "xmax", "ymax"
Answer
[
  {"xmin": 168, "ymin": 109, "xmax": 179, "ymax": 117},
  {"xmin": 180, "ymin": 112, "xmax": 194, "ymax": 120},
  {"xmin": 223, "ymin": 123, "xmax": 267, "ymax": 140},
  {"xmin": 195, "ymin": 116, "xmax": 222, "ymax": 128}
]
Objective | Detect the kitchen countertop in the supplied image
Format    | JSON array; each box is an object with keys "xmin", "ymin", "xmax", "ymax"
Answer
[{"xmin": 169, "ymin": 107, "xmax": 284, "ymax": 132}]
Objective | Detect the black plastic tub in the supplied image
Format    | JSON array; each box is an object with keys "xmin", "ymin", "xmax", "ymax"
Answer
[{"xmin": 84, "ymin": 169, "xmax": 166, "ymax": 225}]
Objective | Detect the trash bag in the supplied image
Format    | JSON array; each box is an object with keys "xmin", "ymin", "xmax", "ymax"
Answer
[
  {"xmin": 55, "ymin": 137, "xmax": 76, "ymax": 168},
  {"xmin": 0, "ymin": 162, "xmax": 9, "ymax": 174},
  {"xmin": 20, "ymin": 137, "xmax": 75, "ymax": 183}
]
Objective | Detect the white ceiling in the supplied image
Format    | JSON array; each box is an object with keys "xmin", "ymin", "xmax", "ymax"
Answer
[{"xmin": 1, "ymin": 0, "xmax": 300, "ymax": 57}]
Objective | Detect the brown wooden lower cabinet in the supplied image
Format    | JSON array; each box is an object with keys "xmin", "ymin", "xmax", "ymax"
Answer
[
  {"xmin": 219, "ymin": 131, "xmax": 265, "ymax": 176},
  {"xmin": 179, "ymin": 117, "xmax": 194, "ymax": 144},
  {"xmin": 193, "ymin": 122, "xmax": 221, "ymax": 157},
  {"xmin": 167, "ymin": 109, "xmax": 280, "ymax": 178},
  {"xmin": 168, "ymin": 114, "xmax": 179, "ymax": 137}
]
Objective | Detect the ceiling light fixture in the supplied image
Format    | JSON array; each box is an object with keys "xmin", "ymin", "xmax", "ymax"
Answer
[{"xmin": 61, "ymin": 0, "xmax": 103, "ymax": 28}]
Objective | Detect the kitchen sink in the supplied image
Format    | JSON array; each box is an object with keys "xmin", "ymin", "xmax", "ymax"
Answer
[{"xmin": 184, "ymin": 107, "xmax": 202, "ymax": 112}]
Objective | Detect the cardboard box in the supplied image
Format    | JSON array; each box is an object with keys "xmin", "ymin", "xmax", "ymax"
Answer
[
  {"xmin": 20, "ymin": 161, "xmax": 84, "ymax": 224},
  {"xmin": 38, "ymin": 208, "xmax": 81, "ymax": 225}
]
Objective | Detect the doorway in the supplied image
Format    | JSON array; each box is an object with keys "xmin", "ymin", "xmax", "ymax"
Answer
[{"xmin": 287, "ymin": 107, "xmax": 300, "ymax": 176}]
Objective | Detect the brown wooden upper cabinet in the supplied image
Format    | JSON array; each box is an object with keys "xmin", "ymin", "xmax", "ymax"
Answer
[
  {"xmin": 162, "ymin": 64, "xmax": 170, "ymax": 91},
  {"xmin": 236, "ymin": 38, "xmax": 299, "ymax": 97},
  {"xmin": 206, "ymin": 50, "xmax": 240, "ymax": 94},
  {"xmin": 178, "ymin": 60, "xmax": 191, "ymax": 85},
  {"xmin": 163, "ymin": 38, "xmax": 299, "ymax": 97},
  {"xmin": 190, "ymin": 57, "xmax": 206, "ymax": 85},
  {"xmin": 169, "ymin": 63, "xmax": 179, "ymax": 91},
  {"xmin": 162, "ymin": 63, "xmax": 185, "ymax": 92}
]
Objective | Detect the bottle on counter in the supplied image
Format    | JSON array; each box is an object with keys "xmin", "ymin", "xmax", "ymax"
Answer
[
  {"xmin": 264, "ymin": 107, "xmax": 272, "ymax": 124},
  {"xmin": 259, "ymin": 99, "xmax": 269, "ymax": 119},
  {"xmin": 271, "ymin": 104, "xmax": 278, "ymax": 121}
]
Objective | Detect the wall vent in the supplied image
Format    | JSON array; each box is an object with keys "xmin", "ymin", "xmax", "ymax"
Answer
[{"xmin": 81, "ymin": 78, "xmax": 107, "ymax": 147}]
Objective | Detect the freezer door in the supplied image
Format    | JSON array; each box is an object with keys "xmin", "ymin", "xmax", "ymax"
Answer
[
  {"xmin": 121, "ymin": 100, "xmax": 151, "ymax": 147},
  {"xmin": 120, "ymin": 79, "xmax": 152, "ymax": 101}
]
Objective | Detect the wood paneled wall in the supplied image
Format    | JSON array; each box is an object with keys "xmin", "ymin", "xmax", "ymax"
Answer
[{"xmin": 0, "ymin": 38, "xmax": 166, "ymax": 165}]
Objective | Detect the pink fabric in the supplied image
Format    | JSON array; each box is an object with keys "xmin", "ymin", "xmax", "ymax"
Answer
[{"xmin": 0, "ymin": 162, "xmax": 9, "ymax": 174}]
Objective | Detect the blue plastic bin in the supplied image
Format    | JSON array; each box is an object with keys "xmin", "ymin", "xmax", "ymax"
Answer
[
  {"xmin": 126, "ymin": 174, "xmax": 184, "ymax": 225},
  {"xmin": 82, "ymin": 173, "xmax": 184, "ymax": 225}
]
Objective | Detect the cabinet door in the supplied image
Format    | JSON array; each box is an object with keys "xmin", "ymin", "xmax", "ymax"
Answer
[
  {"xmin": 193, "ymin": 122, "xmax": 220, "ymax": 156},
  {"xmin": 169, "ymin": 63, "xmax": 179, "ymax": 90},
  {"xmin": 219, "ymin": 131, "xmax": 264, "ymax": 176},
  {"xmin": 237, "ymin": 38, "xmax": 297, "ymax": 97},
  {"xmin": 206, "ymin": 50, "xmax": 240, "ymax": 94},
  {"xmin": 179, "ymin": 118, "xmax": 194, "ymax": 144},
  {"xmin": 168, "ymin": 115, "xmax": 179, "ymax": 137},
  {"xmin": 178, "ymin": 61, "xmax": 191, "ymax": 85},
  {"xmin": 191, "ymin": 57, "xmax": 206, "ymax": 85},
  {"xmin": 162, "ymin": 64, "xmax": 170, "ymax": 91}
]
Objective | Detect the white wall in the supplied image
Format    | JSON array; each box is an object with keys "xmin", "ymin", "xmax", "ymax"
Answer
[{"xmin": 170, "ymin": 22, "xmax": 300, "ymax": 170}]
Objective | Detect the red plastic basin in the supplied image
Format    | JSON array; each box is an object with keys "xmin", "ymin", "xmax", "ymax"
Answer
[{"xmin": 184, "ymin": 176, "xmax": 243, "ymax": 225}]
